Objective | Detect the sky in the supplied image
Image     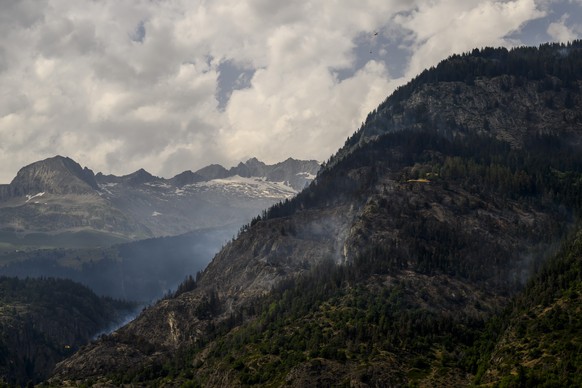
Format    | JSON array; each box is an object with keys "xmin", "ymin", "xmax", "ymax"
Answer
[{"xmin": 1, "ymin": 0, "xmax": 581, "ymax": 183}]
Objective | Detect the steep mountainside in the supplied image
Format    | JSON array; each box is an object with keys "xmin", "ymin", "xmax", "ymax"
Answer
[
  {"xmin": 474, "ymin": 228, "xmax": 582, "ymax": 387},
  {"xmin": 0, "ymin": 276, "xmax": 135, "ymax": 386},
  {"xmin": 0, "ymin": 157, "xmax": 320, "ymax": 250},
  {"xmin": 52, "ymin": 42, "xmax": 582, "ymax": 386}
]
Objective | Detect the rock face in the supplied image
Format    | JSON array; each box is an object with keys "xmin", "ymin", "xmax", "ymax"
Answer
[
  {"xmin": 0, "ymin": 156, "xmax": 148, "ymax": 245},
  {"xmin": 0, "ymin": 157, "xmax": 320, "ymax": 249},
  {"xmin": 1, "ymin": 156, "xmax": 98, "ymax": 198},
  {"xmin": 52, "ymin": 42, "xmax": 582, "ymax": 385}
]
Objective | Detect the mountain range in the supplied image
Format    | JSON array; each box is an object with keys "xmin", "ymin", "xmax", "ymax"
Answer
[
  {"xmin": 2, "ymin": 41, "xmax": 581, "ymax": 386},
  {"xmin": 0, "ymin": 156, "xmax": 320, "ymax": 302},
  {"xmin": 0, "ymin": 156, "xmax": 320, "ymax": 251},
  {"xmin": 0, "ymin": 157, "xmax": 319, "ymax": 385}
]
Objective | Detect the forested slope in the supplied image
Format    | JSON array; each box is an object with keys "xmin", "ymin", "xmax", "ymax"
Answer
[{"xmin": 0, "ymin": 277, "xmax": 134, "ymax": 386}]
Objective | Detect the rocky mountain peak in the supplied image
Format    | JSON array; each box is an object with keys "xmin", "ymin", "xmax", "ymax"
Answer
[
  {"xmin": 241, "ymin": 157, "xmax": 268, "ymax": 176},
  {"xmin": 244, "ymin": 157, "xmax": 263, "ymax": 165},
  {"xmin": 230, "ymin": 161, "xmax": 252, "ymax": 177},
  {"xmin": 266, "ymin": 158, "xmax": 320, "ymax": 190},
  {"xmin": 168, "ymin": 170, "xmax": 204, "ymax": 187},
  {"xmin": 187, "ymin": 158, "xmax": 320, "ymax": 191},
  {"xmin": 193, "ymin": 164, "xmax": 229, "ymax": 181},
  {"xmin": 121, "ymin": 168, "xmax": 159, "ymax": 186},
  {"xmin": 5, "ymin": 155, "xmax": 98, "ymax": 198}
]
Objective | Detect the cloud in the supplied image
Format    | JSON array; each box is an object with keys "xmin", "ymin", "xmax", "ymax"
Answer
[
  {"xmin": 0, "ymin": 0, "xmax": 576, "ymax": 182},
  {"xmin": 397, "ymin": 0, "xmax": 546, "ymax": 78},
  {"xmin": 547, "ymin": 13, "xmax": 581, "ymax": 41}
]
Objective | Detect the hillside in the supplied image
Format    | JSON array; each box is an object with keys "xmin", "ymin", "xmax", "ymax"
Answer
[
  {"xmin": 474, "ymin": 227, "xmax": 582, "ymax": 387},
  {"xmin": 51, "ymin": 42, "xmax": 582, "ymax": 385},
  {"xmin": 0, "ymin": 276, "xmax": 135, "ymax": 386}
]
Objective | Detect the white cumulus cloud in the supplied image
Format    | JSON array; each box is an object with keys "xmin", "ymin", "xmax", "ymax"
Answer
[{"xmin": 0, "ymin": 0, "xmax": 577, "ymax": 182}]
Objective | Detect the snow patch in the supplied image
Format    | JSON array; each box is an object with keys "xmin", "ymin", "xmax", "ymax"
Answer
[
  {"xmin": 26, "ymin": 192, "xmax": 45, "ymax": 203},
  {"xmin": 297, "ymin": 172, "xmax": 316, "ymax": 180},
  {"xmin": 98, "ymin": 183, "xmax": 117, "ymax": 196},
  {"xmin": 195, "ymin": 175, "xmax": 296, "ymax": 198},
  {"xmin": 145, "ymin": 182, "xmax": 171, "ymax": 188}
]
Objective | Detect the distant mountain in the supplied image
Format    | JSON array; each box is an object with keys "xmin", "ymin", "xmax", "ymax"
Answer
[
  {"xmin": 188, "ymin": 157, "xmax": 318, "ymax": 190},
  {"xmin": 0, "ymin": 156, "xmax": 320, "ymax": 250},
  {"xmin": 0, "ymin": 156, "xmax": 150, "ymax": 248},
  {"xmin": 51, "ymin": 41, "xmax": 582, "ymax": 386},
  {"xmin": 0, "ymin": 155, "xmax": 98, "ymax": 198},
  {"xmin": 191, "ymin": 163, "xmax": 229, "ymax": 181}
]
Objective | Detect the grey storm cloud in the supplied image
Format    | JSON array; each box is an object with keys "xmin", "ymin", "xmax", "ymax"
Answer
[{"xmin": 0, "ymin": 0, "xmax": 581, "ymax": 182}]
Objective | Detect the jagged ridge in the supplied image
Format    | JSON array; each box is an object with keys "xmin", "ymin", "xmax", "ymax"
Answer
[{"xmin": 0, "ymin": 156, "xmax": 320, "ymax": 248}]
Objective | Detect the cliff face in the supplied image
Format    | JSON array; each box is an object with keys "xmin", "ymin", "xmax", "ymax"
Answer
[
  {"xmin": 52, "ymin": 42, "xmax": 582, "ymax": 386},
  {"xmin": 3, "ymin": 156, "xmax": 98, "ymax": 198},
  {"xmin": 0, "ymin": 156, "xmax": 152, "ymax": 244}
]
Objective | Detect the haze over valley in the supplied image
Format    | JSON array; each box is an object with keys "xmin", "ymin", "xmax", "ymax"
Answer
[{"xmin": 1, "ymin": 1, "xmax": 582, "ymax": 386}]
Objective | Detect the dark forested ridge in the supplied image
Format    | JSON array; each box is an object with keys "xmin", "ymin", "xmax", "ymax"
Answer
[
  {"xmin": 51, "ymin": 41, "xmax": 582, "ymax": 386},
  {"xmin": 0, "ymin": 276, "xmax": 135, "ymax": 386},
  {"xmin": 339, "ymin": 40, "xmax": 582, "ymax": 162}
]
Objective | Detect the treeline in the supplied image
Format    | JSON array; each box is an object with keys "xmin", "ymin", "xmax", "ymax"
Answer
[
  {"xmin": 385, "ymin": 41, "xmax": 582, "ymax": 110},
  {"xmin": 0, "ymin": 276, "xmax": 132, "ymax": 315},
  {"xmin": 340, "ymin": 41, "xmax": 582, "ymax": 153}
]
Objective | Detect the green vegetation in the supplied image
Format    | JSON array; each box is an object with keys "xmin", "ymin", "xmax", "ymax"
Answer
[
  {"xmin": 471, "ymin": 228, "xmax": 582, "ymax": 387},
  {"xmin": 0, "ymin": 229, "xmax": 130, "ymax": 253},
  {"xmin": 0, "ymin": 276, "xmax": 135, "ymax": 386},
  {"xmin": 105, "ymin": 223, "xmax": 582, "ymax": 386}
]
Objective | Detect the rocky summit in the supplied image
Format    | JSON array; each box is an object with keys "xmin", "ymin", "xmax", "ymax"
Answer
[{"xmin": 51, "ymin": 42, "xmax": 582, "ymax": 386}]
